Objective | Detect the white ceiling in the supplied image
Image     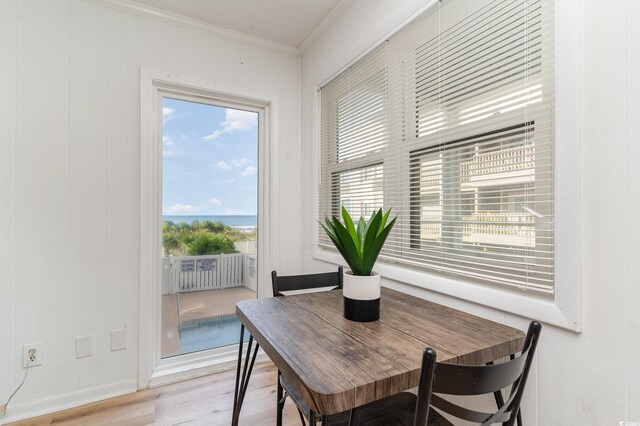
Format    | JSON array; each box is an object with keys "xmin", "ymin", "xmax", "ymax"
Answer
[{"xmin": 130, "ymin": 0, "xmax": 341, "ymax": 47}]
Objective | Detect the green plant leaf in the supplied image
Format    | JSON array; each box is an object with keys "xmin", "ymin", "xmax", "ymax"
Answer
[
  {"xmin": 321, "ymin": 219, "xmax": 358, "ymax": 272},
  {"xmin": 319, "ymin": 208, "xmax": 396, "ymax": 277},
  {"xmin": 357, "ymin": 217, "xmax": 366, "ymax": 249},
  {"xmin": 321, "ymin": 222, "xmax": 356, "ymax": 271},
  {"xmin": 362, "ymin": 210, "xmax": 382, "ymax": 268},
  {"xmin": 364, "ymin": 208, "xmax": 379, "ymax": 237},
  {"xmin": 378, "ymin": 208, "xmax": 391, "ymax": 235},
  {"xmin": 341, "ymin": 206, "xmax": 360, "ymax": 255},
  {"xmin": 322, "ymin": 218, "xmax": 337, "ymax": 240},
  {"xmin": 331, "ymin": 216, "xmax": 364, "ymax": 274},
  {"xmin": 362, "ymin": 216, "xmax": 397, "ymax": 276}
]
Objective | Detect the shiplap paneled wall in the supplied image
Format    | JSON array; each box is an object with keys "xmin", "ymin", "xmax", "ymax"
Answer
[
  {"xmin": 300, "ymin": 0, "xmax": 640, "ymax": 424},
  {"xmin": 0, "ymin": 0, "xmax": 17, "ymax": 420},
  {"xmin": 0, "ymin": 0, "xmax": 300, "ymax": 422}
]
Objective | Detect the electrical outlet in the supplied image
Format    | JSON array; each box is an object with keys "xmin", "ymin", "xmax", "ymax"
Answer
[{"xmin": 22, "ymin": 343, "xmax": 43, "ymax": 368}]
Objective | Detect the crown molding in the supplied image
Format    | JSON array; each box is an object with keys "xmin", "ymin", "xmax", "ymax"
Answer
[
  {"xmin": 83, "ymin": 0, "xmax": 300, "ymax": 58},
  {"xmin": 298, "ymin": 0, "xmax": 355, "ymax": 56}
]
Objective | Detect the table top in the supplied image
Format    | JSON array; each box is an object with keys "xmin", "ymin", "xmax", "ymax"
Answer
[{"xmin": 236, "ymin": 287, "xmax": 524, "ymax": 415}]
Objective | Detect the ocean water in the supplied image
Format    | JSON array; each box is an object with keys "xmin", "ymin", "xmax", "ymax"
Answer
[{"xmin": 163, "ymin": 215, "xmax": 257, "ymax": 228}]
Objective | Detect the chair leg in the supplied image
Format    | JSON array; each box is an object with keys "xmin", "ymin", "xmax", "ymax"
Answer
[
  {"xmin": 276, "ymin": 370, "xmax": 305, "ymax": 426},
  {"xmin": 488, "ymin": 355, "xmax": 523, "ymax": 426},
  {"xmin": 297, "ymin": 408, "xmax": 306, "ymax": 426},
  {"xmin": 507, "ymin": 353, "xmax": 523, "ymax": 426},
  {"xmin": 232, "ymin": 327, "xmax": 260, "ymax": 426},
  {"xmin": 276, "ymin": 370, "xmax": 283, "ymax": 426}
]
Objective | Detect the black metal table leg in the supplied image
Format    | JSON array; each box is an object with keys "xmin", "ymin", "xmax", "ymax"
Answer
[
  {"xmin": 276, "ymin": 370, "xmax": 283, "ymax": 426},
  {"xmin": 232, "ymin": 323, "xmax": 260, "ymax": 426}
]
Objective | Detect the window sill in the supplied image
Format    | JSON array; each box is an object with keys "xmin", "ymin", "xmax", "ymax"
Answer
[{"xmin": 313, "ymin": 248, "xmax": 581, "ymax": 332}]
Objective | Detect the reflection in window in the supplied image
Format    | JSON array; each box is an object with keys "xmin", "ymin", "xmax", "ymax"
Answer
[
  {"xmin": 333, "ymin": 164, "xmax": 384, "ymax": 218},
  {"xmin": 336, "ymin": 71, "xmax": 386, "ymax": 162},
  {"xmin": 410, "ymin": 123, "xmax": 540, "ymax": 254}
]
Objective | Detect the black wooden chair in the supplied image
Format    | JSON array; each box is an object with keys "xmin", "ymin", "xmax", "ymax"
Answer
[
  {"xmin": 271, "ymin": 267, "xmax": 343, "ymax": 426},
  {"xmin": 271, "ymin": 267, "xmax": 343, "ymax": 297},
  {"xmin": 324, "ymin": 321, "xmax": 542, "ymax": 426}
]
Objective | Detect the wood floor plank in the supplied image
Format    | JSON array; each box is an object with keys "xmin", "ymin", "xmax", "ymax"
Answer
[{"xmin": 6, "ymin": 363, "xmax": 301, "ymax": 426}]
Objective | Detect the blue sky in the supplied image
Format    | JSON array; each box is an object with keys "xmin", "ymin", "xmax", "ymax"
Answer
[{"xmin": 162, "ymin": 97, "xmax": 258, "ymax": 216}]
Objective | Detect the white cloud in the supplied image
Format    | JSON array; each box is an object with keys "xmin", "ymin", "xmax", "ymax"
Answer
[
  {"xmin": 163, "ymin": 203, "xmax": 202, "ymax": 214},
  {"xmin": 163, "ymin": 107, "xmax": 175, "ymax": 124},
  {"xmin": 209, "ymin": 198, "xmax": 222, "ymax": 206},
  {"xmin": 241, "ymin": 166, "xmax": 257, "ymax": 177},
  {"xmin": 204, "ymin": 130, "xmax": 223, "ymax": 141},
  {"xmin": 215, "ymin": 161, "xmax": 232, "ymax": 171},
  {"xmin": 222, "ymin": 109, "xmax": 258, "ymax": 132},
  {"xmin": 232, "ymin": 157, "xmax": 249, "ymax": 167},
  {"xmin": 163, "ymin": 136, "xmax": 180, "ymax": 157},
  {"xmin": 203, "ymin": 109, "xmax": 257, "ymax": 141}
]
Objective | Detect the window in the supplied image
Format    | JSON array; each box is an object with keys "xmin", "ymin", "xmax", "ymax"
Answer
[
  {"xmin": 408, "ymin": 122, "xmax": 552, "ymax": 290},
  {"xmin": 319, "ymin": 46, "xmax": 387, "ymax": 238},
  {"xmin": 333, "ymin": 164, "xmax": 384, "ymax": 218},
  {"xmin": 319, "ymin": 0, "xmax": 555, "ymax": 294}
]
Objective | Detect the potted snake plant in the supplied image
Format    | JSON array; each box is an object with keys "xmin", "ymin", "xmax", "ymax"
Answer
[{"xmin": 321, "ymin": 207, "xmax": 396, "ymax": 322}]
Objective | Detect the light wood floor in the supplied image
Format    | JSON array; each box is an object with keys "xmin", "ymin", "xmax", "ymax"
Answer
[{"xmin": 7, "ymin": 362, "xmax": 301, "ymax": 426}]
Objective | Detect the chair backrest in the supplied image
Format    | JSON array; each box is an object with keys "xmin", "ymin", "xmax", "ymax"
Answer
[
  {"xmin": 271, "ymin": 267, "xmax": 343, "ymax": 297},
  {"xmin": 414, "ymin": 321, "xmax": 542, "ymax": 426}
]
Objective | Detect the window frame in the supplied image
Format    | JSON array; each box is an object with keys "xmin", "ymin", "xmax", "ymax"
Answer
[
  {"xmin": 311, "ymin": 0, "xmax": 581, "ymax": 332},
  {"xmin": 319, "ymin": 65, "xmax": 388, "ymax": 224},
  {"xmin": 403, "ymin": 118, "xmax": 551, "ymax": 293},
  {"xmin": 139, "ymin": 69, "xmax": 280, "ymax": 387}
]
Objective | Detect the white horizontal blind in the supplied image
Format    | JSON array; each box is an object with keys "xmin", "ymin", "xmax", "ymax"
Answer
[
  {"xmin": 318, "ymin": 0, "xmax": 555, "ymax": 293},
  {"xmin": 319, "ymin": 43, "xmax": 387, "ymax": 239}
]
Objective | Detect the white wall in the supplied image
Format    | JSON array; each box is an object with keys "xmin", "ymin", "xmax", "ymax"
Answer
[
  {"xmin": 0, "ymin": 0, "xmax": 300, "ymax": 422},
  {"xmin": 301, "ymin": 0, "xmax": 640, "ymax": 424}
]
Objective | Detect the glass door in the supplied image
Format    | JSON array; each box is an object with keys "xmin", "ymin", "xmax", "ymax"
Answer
[{"xmin": 160, "ymin": 96, "xmax": 258, "ymax": 359}]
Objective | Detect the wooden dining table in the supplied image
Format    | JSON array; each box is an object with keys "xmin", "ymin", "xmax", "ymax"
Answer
[{"xmin": 231, "ymin": 287, "xmax": 525, "ymax": 425}]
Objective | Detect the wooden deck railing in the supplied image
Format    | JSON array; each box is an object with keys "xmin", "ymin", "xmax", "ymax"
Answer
[{"xmin": 162, "ymin": 253, "xmax": 245, "ymax": 295}]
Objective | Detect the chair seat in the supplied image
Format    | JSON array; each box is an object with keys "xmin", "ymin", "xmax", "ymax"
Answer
[
  {"xmin": 281, "ymin": 375, "xmax": 452, "ymax": 426},
  {"xmin": 326, "ymin": 392, "xmax": 453, "ymax": 426}
]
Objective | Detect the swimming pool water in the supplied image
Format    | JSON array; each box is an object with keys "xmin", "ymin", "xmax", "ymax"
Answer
[{"xmin": 179, "ymin": 315, "xmax": 249, "ymax": 354}]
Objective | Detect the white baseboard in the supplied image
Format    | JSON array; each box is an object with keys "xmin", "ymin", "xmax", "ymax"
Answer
[
  {"xmin": 0, "ymin": 379, "xmax": 137, "ymax": 425},
  {"xmin": 0, "ymin": 348, "xmax": 272, "ymax": 423}
]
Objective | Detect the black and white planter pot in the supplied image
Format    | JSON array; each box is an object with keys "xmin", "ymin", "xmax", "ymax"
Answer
[{"xmin": 342, "ymin": 271, "xmax": 380, "ymax": 322}]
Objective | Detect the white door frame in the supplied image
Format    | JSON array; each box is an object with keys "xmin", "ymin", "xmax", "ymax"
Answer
[{"xmin": 139, "ymin": 68, "xmax": 279, "ymax": 388}]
